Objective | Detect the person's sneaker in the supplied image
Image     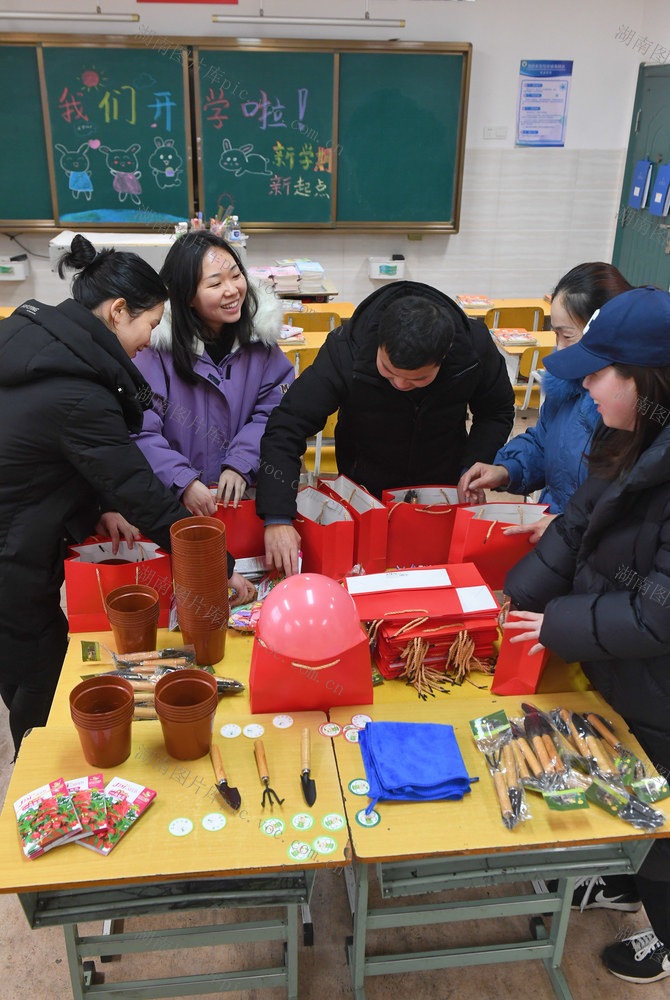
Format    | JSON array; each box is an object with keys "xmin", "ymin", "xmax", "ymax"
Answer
[
  {"xmin": 602, "ymin": 928, "xmax": 670, "ymax": 983},
  {"xmin": 535, "ymin": 874, "xmax": 642, "ymax": 911}
]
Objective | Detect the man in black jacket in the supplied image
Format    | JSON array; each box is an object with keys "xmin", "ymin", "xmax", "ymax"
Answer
[{"xmin": 256, "ymin": 281, "xmax": 515, "ymax": 575}]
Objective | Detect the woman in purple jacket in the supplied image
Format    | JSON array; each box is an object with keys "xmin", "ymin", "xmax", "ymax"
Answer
[{"xmin": 133, "ymin": 232, "xmax": 294, "ymax": 518}]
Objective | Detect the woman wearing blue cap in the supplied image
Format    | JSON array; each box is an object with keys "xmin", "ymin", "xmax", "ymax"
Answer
[{"xmin": 503, "ymin": 286, "xmax": 670, "ymax": 984}]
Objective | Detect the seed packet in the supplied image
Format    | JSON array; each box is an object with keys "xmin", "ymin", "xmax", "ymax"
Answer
[
  {"xmin": 77, "ymin": 777, "xmax": 156, "ymax": 855},
  {"xmin": 14, "ymin": 778, "xmax": 84, "ymax": 859},
  {"xmin": 65, "ymin": 774, "xmax": 108, "ymax": 838}
]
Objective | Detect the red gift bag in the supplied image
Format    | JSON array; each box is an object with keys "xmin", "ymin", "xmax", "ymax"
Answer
[
  {"xmin": 210, "ymin": 488, "xmax": 265, "ymax": 560},
  {"xmin": 294, "ymin": 487, "xmax": 355, "ymax": 579},
  {"xmin": 64, "ymin": 537, "xmax": 172, "ymax": 632},
  {"xmin": 318, "ymin": 475, "xmax": 388, "ymax": 573},
  {"xmin": 382, "ymin": 486, "xmax": 470, "ymax": 569},
  {"xmin": 249, "ymin": 573, "xmax": 373, "ymax": 713},
  {"xmin": 491, "ymin": 630, "xmax": 551, "ymax": 695},
  {"xmin": 448, "ymin": 502, "xmax": 549, "ymax": 591}
]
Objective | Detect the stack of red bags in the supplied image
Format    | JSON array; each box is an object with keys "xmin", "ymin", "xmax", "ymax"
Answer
[{"xmin": 344, "ymin": 563, "xmax": 500, "ymax": 681}]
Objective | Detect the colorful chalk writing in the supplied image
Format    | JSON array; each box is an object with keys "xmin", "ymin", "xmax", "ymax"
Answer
[{"xmin": 43, "ymin": 45, "xmax": 190, "ymax": 224}]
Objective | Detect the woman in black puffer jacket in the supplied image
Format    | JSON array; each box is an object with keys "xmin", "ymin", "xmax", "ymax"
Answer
[{"xmin": 504, "ymin": 287, "xmax": 670, "ymax": 985}]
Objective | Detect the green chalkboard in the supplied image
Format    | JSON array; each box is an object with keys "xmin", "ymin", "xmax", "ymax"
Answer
[
  {"xmin": 337, "ymin": 52, "xmax": 467, "ymax": 225},
  {"xmin": 0, "ymin": 46, "xmax": 53, "ymax": 223},
  {"xmin": 195, "ymin": 49, "xmax": 336, "ymax": 226},
  {"xmin": 41, "ymin": 45, "xmax": 192, "ymax": 226},
  {"xmin": 0, "ymin": 37, "xmax": 470, "ymax": 232}
]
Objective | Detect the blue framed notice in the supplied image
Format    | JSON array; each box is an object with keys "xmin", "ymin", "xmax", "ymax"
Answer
[{"xmin": 516, "ymin": 60, "xmax": 573, "ymax": 147}]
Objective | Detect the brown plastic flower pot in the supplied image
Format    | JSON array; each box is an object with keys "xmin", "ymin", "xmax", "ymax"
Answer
[
  {"xmin": 69, "ymin": 676, "xmax": 134, "ymax": 767},
  {"xmin": 105, "ymin": 584, "xmax": 160, "ymax": 653},
  {"xmin": 154, "ymin": 669, "xmax": 218, "ymax": 759}
]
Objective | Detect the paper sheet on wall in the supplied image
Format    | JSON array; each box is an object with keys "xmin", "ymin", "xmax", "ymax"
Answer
[{"xmin": 516, "ymin": 60, "xmax": 573, "ymax": 147}]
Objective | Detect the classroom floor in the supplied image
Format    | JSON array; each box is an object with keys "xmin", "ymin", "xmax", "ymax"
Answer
[{"xmin": 0, "ymin": 408, "xmax": 666, "ymax": 1000}]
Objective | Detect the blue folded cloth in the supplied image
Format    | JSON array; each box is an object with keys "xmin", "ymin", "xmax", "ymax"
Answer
[{"xmin": 358, "ymin": 721, "xmax": 474, "ymax": 812}]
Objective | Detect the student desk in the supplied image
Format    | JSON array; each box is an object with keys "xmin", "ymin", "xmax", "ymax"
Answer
[
  {"xmin": 331, "ymin": 693, "xmax": 668, "ymax": 1000},
  {"xmin": 493, "ymin": 329, "xmax": 556, "ymax": 384},
  {"xmin": 0, "ymin": 705, "xmax": 348, "ymax": 1000},
  {"xmin": 461, "ymin": 297, "xmax": 549, "ymax": 321}
]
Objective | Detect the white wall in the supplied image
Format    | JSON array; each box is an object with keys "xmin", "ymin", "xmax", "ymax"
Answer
[{"xmin": 0, "ymin": 0, "xmax": 664, "ymax": 306}]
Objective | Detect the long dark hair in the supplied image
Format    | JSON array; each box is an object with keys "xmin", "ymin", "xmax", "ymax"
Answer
[
  {"xmin": 589, "ymin": 364, "xmax": 670, "ymax": 478},
  {"xmin": 553, "ymin": 262, "xmax": 633, "ymax": 325},
  {"xmin": 160, "ymin": 231, "xmax": 258, "ymax": 384},
  {"xmin": 58, "ymin": 234, "xmax": 167, "ymax": 315}
]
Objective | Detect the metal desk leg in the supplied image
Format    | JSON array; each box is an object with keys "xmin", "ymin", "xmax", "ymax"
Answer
[
  {"xmin": 347, "ymin": 861, "xmax": 369, "ymax": 1000},
  {"xmin": 287, "ymin": 902, "xmax": 299, "ymax": 1000},
  {"xmin": 531, "ymin": 877, "xmax": 576, "ymax": 1000},
  {"xmin": 63, "ymin": 923, "xmax": 86, "ymax": 1000}
]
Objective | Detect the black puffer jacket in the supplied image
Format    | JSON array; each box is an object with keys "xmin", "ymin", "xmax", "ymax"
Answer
[
  {"xmin": 256, "ymin": 281, "xmax": 515, "ymax": 518},
  {"xmin": 0, "ymin": 298, "xmax": 190, "ymax": 640},
  {"xmin": 505, "ymin": 423, "xmax": 670, "ymax": 771}
]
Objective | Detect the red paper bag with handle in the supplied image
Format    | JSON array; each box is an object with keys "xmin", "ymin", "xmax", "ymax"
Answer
[
  {"xmin": 210, "ymin": 488, "xmax": 265, "ymax": 560},
  {"xmin": 318, "ymin": 475, "xmax": 388, "ymax": 573},
  {"xmin": 64, "ymin": 536, "xmax": 172, "ymax": 632},
  {"xmin": 448, "ymin": 502, "xmax": 549, "ymax": 591},
  {"xmin": 294, "ymin": 487, "xmax": 355, "ymax": 579},
  {"xmin": 382, "ymin": 486, "xmax": 470, "ymax": 569},
  {"xmin": 491, "ymin": 629, "xmax": 551, "ymax": 695}
]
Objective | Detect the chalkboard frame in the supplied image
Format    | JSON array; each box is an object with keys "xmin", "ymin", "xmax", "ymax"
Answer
[
  {"xmin": 193, "ymin": 37, "xmax": 472, "ymax": 233},
  {"xmin": 0, "ymin": 33, "xmax": 195, "ymax": 232},
  {"xmin": 0, "ymin": 34, "xmax": 471, "ymax": 234}
]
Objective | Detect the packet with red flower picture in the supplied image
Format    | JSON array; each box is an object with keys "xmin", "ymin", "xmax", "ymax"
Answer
[
  {"xmin": 14, "ymin": 778, "xmax": 84, "ymax": 859},
  {"xmin": 65, "ymin": 774, "xmax": 108, "ymax": 838},
  {"xmin": 77, "ymin": 777, "xmax": 156, "ymax": 855}
]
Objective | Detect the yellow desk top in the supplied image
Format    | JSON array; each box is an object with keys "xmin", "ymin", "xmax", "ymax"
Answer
[
  {"xmin": 494, "ymin": 329, "xmax": 556, "ymax": 356},
  {"xmin": 331, "ymin": 692, "xmax": 669, "ymax": 864},
  {"xmin": 52, "ymin": 629, "xmax": 589, "ymax": 725},
  {"xmin": 279, "ymin": 329, "xmax": 329, "ymax": 354},
  {"xmin": 462, "ymin": 297, "xmax": 549, "ymax": 319},
  {"xmin": 0, "ymin": 711, "xmax": 349, "ymax": 895}
]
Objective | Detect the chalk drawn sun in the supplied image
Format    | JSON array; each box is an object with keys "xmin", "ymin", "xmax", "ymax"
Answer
[{"xmin": 80, "ymin": 66, "xmax": 107, "ymax": 91}]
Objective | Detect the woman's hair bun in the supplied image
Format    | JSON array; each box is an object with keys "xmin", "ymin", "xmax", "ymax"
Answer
[{"xmin": 57, "ymin": 234, "xmax": 99, "ymax": 278}]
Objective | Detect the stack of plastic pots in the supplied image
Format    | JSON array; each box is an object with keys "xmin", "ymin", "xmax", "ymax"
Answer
[
  {"xmin": 69, "ymin": 675, "xmax": 135, "ymax": 768},
  {"xmin": 170, "ymin": 516, "xmax": 229, "ymax": 665},
  {"xmin": 154, "ymin": 668, "xmax": 218, "ymax": 760},
  {"xmin": 104, "ymin": 583, "xmax": 160, "ymax": 654}
]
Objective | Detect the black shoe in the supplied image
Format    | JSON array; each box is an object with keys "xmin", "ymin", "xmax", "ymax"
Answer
[
  {"xmin": 602, "ymin": 928, "xmax": 670, "ymax": 983},
  {"xmin": 538, "ymin": 874, "xmax": 642, "ymax": 911}
]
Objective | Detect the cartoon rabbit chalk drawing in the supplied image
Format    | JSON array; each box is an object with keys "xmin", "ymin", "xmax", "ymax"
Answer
[
  {"xmin": 148, "ymin": 137, "xmax": 183, "ymax": 189},
  {"xmin": 54, "ymin": 143, "xmax": 93, "ymax": 200},
  {"xmin": 99, "ymin": 144, "xmax": 143, "ymax": 204},
  {"xmin": 219, "ymin": 138, "xmax": 272, "ymax": 178}
]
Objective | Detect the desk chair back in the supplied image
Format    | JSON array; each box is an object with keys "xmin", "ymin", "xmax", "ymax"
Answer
[
  {"xmin": 516, "ymin": 345, "xmax": 554, "ymax": 411},
  {"xmin": 283, "ymin": 311, "xmax": 342, "ymax": 332},
  {"xmin": 484, "ymin": 306, "xmax": 545, "ymax": 332}
]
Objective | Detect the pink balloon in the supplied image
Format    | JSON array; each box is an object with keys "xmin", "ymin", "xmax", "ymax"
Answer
[{"xmin": 257, "ymin": 574, "xmax": 363, "ymax": 660}]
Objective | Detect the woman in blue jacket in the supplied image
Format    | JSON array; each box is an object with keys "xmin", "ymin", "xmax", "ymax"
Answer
[{"xmin": 461, "ymin": 263, "xmax": 632, "ymax": 541}]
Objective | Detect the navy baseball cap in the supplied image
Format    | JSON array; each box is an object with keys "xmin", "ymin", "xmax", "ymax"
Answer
[{"xmin": 545, "ymin": 286, "xmax": 670, "ymax": 380}]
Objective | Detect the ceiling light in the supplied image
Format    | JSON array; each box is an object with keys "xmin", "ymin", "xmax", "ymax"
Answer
[
  {"xmin": 0, "ymin": 7, "xmax": 139, "ymax": 21},
  {"xmin": 212, "ymin": 2, "xmax": 405, "ymax": 29}
]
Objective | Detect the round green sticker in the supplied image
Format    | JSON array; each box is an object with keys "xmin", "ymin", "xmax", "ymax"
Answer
[
  {"xmin": 291, "ymin": 812, "xmax": 315, "ymax": 831},
  {"xmin": 260, "ymin": 817, "xmax": 285, "ymax": 837},
  {"xmin": 201, "ymin": 813, "xmax": 227, "ymax": 832},
  {"xmin": 312, "ymin": 835, "xmax": 337, "ymax": 855},
  {"xmin": 168, "ymin": 817, "xmax": 193, "ymax": 837},
  {"xmin": 355, "ymin": 808, "xmax": 381, "ymax": 827},
  {"xmin": 287, "ymin": 840, "xmax": 312, "ymax": 861},
  {"xmin": 321, "ymin": 812, "xmax": 346, "ymax": 831},
  {"xmin": 348, "ymin": 779, "xmax": 370, "ymax": 796}
]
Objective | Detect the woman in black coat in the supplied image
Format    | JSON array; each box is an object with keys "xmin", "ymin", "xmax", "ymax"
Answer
[
  {"xmin": 504, "ymin": 287, "xmax": 670, "ymax": 984},
  {"xmin": 0, "ymin": 236, "xmax": 249, "ymax": 754}
]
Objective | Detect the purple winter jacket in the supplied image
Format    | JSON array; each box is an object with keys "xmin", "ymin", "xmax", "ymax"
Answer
[{"xmin": 132, "ymin": 286, "xmax": 294, "ymax": 496}]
